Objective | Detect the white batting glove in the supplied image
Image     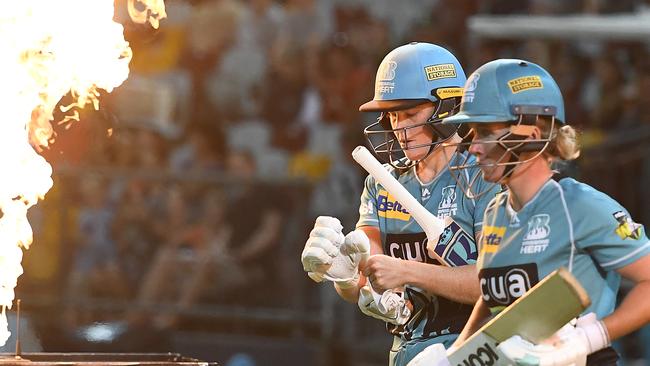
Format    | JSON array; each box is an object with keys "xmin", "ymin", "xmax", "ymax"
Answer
[
  {"xmin": 571, "ymin": 312, "xmax": 610, "ymax": 355},
  {"xmin": 406, "ymin": 343, "xmax": 451, "ymax": 366},
  {"xmin": 301, "ymin": 216, "xmax": 370, "ymax": 289},
  {"xmin": 497, "ymin": 312, "xmax": 609, "ymax": 366},
  {"xmin": 357, "ymin": 285, "xmax": 411, "ymax": 325},
  {"xmin": 498, "ymin": 335, "xmax": 580, "ymax": 366}
]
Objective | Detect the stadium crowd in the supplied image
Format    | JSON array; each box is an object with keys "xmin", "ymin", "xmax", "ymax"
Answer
[{"xmin": 14, "ymin": 0, "xmax": 650, "ymax": 365}]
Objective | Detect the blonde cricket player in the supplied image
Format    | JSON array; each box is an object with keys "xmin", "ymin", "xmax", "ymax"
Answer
[{"xmin": 409, "ymin": 59, "xmax": 650, "ymax": 366}]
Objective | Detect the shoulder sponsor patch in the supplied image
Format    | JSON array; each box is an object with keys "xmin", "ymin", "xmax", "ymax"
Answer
[
  {"xmin": 507, "ymin": 75, "xmax": 543, "ymax": 93},
  {"xmin": 613, "ymin": 211, "xmax": 642, "ymax": 240},
  {"xmin": 424, "ymin": 63, "xmax": 457, "ymax": 81}
]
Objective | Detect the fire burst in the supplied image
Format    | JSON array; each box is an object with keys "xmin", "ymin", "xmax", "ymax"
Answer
[{"xmin": 0, "ymin": 0, "xmax": 165, "ymax": 344}]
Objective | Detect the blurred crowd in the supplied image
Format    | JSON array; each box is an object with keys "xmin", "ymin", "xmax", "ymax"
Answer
[{"xmin": 13, "ymin": 0, "xmax": 650, "ymax": 364}]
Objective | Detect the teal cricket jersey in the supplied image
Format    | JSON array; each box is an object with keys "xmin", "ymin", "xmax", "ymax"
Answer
[
  {"xmin": 356, "ymin": 153, "xmax": 499, "ymax": 346},
  {"xmin": 478, "ymin": 177, "xmax": 650, "ymax": 318}
]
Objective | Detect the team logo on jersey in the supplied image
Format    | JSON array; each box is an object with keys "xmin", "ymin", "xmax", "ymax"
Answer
[
  {"xmin": 479, "ymin": 263, "xmax": 539, "ymax": 308},
  {"xmin": 437, "ymin": 185, "xmax": 457, "ymax": 219},
  {"xmin": 481, "ymin": 225, "xmax": 506, "ymax": 254},
  {"xmin": 385, "ymin": 232, "xmax": 433, "ymax": 263},
  {"xmin": 613, "ymin": 211, "xmax": 642, "ymax": 240},
  {"xmin": 464, "ymin": 73, "xmax": 480, "ymax": 103},
  {"xmin": 377, "ymin": 189, "xmax": 410, "ymax": 221},
  {"xmin": 521, "ymin": 214, "xmax": 550, "ymax": 254}
]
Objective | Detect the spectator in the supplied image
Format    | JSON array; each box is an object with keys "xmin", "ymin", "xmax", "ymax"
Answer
[
  {"xmin": 222, "ymin": 150, "xmax": 286, "ymax": 303},
  {"xmin": 127, "ymin": 184, "xmax": 200, "ymax": 327},
  {"xmin": 65, "ymin": 175, "xmax": 127, "ymax": 326}
]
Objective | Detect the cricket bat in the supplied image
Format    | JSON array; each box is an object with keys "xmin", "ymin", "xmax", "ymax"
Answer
[
  {"xmin": 448, "ymin": 267, "xmax": 591, "ymax": 365},
  {"xmin": 352, "ymin": 145, "xmax": 469, "ymax": 267}
]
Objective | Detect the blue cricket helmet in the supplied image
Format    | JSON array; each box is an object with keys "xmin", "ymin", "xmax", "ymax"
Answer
[
  {"xmin": 359, "ymin": 42, "xmax": 467, "ymax": 112},
  {"xmin": 359, "ymin": 42, "xmax": 468, "ymax": 169},
  {"xmin": 443, "ymin": 59, "xmax": 565, "ymax": 125}
]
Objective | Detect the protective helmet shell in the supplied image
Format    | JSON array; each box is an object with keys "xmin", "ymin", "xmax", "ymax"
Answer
[
  {"xmin": 443, "ymin": 59, "xmax": 565, "ymax": 124},
  {"xmin": 359, "ymin": 42, "xmax": 467, "ymax": 112}
]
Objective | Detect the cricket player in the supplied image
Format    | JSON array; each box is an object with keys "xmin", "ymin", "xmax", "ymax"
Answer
[
  {"xmin": 301, "ymin": 42, "xmax": 499, "ymax": 366},
  {"xmin": 410, "ymin": 59, "xmax": 650, "ymax": 366}
]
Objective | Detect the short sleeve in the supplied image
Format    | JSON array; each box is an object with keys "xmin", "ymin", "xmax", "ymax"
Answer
[
  {"xmin": 573, "ymin": 189, "xmax": 650, "ymax": 270},
  {"xmin": 356, "ymin": 174, "xmax": 379, "ymax": 228}
]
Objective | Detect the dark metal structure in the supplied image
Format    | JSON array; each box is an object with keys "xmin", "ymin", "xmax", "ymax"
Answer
[{"xmin": 0, "ymin": 353, "xmax": 217, "ymax": 366}]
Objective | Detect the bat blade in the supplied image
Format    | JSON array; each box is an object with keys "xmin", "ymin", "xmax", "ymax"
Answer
[{"xmin": 448, "ymin": 268, "xmax": 590, "ymax": 365}]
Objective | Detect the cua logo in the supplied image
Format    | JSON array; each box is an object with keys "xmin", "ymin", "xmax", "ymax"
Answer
[
  {"xmin": 479, "ymin": 264, "xmax": 539, "ymax": 307},
  {"xmin": 385, "ymin": 232, "xmax": 435, "ymax": 263}
]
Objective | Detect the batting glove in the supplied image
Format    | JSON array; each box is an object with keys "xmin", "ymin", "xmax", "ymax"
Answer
[
  {"xmin": 301, "ymin": 216, "xmax": 370, "ymax": 289},
  {"xmin": 357, "ymin": 285, "xmax": 411, "ymax": 325},
  {"xmin": 497, "ymin": 312, "xmax": 609, "ymax": 366},
  {"xmin": 406, "ymin": 343, "xmax": 451, "ymax": 366}
]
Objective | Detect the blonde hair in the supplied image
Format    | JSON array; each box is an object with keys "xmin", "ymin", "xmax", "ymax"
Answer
[{"xmin": 538, "ymin": 118, "xmax": 581, "ymax": 161}]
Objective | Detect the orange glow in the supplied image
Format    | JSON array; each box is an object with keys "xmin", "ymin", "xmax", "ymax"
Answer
[
  {"xmin": 0, "ymin": 0, "xmax": 165, "ymax": 345},
  {"xmin": 128, "ymin": 0, "xmax": 167, "ymax": 29}
]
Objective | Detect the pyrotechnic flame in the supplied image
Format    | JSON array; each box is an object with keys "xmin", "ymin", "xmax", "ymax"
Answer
[
  {"xmin": 128, "ymin": 0, "xmax": 167, "ymax": 29},
  {"xmin": 0, "ymin": 0, "xmax": 165, "ymax": 345}
]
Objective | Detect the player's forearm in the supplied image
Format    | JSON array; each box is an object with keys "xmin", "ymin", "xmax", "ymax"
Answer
[
  {"xmin": 452, "ymin": 298, "xmax": 490, "ymax": 347},
  {"xmin": 334, "ymin": 274, "xmax": 366, "ymax": 303},
  {"xmin": 403, "ymin": 262, "xmax": 480, "ymax": 304},
  {"xmin": 603, "ymin": 279, "xmax": 650, "ymax": 341}
]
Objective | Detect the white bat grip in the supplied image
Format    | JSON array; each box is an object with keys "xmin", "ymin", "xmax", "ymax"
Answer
[{"xmin": 352, "ymin": 146, "xmax": 448, "ymax": 265}]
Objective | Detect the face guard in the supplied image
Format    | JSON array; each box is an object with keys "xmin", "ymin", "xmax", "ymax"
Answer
[
  {"xmin": 363, "ymin": 94, "xmax": 463, "ymax": 170},
  {"xmin": 445, "ymin": 105, "xmax": 557, "ymax": 199}
]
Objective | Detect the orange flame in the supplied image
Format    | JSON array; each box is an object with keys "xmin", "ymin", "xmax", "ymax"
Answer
[
  {"xmin": 0, "ymin": 0, "xmax": 165, "ymax": 345},
  {"xmin": 128, "ymin": 0, "xmax": 167, "ymax": 29}
]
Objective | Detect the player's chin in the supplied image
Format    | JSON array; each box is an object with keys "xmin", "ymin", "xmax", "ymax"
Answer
[
  {"xmin": 403, "ymin": 147, "xmax": 430, "ymax": 162},
  {"xmin": 479, "ymin": 164, "xmax": 505, "ymax": 183}
]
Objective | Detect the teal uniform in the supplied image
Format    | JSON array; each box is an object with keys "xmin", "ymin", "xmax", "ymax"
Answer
[
  {"xmin": 478, "ymin": 178, "xmax": 650, "ymax": 319},
  {"xmin": 357, "ymin": 153, "xmax": 499, "ymax": 366}
]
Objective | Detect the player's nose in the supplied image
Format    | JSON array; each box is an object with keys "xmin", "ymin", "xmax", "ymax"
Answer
[{"xmin": 468, "ymin": 141, "xmax": 483, "ymax": 156}]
